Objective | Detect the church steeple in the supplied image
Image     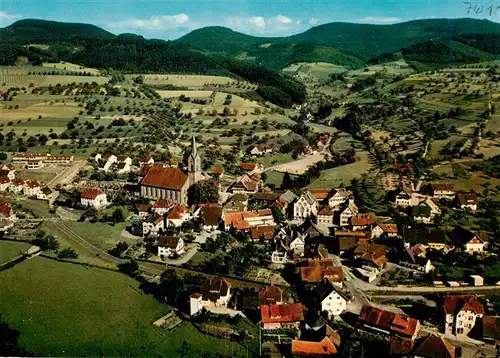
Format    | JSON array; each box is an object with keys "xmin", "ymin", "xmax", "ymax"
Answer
[{"xmin": 188, "ymin": 135, "xmax": 201, "ymax": 186}]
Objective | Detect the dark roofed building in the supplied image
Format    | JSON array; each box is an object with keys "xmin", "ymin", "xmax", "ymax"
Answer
[{"xmin": 258, "ymin": 285, "xmax": 283, "ymax": 306}]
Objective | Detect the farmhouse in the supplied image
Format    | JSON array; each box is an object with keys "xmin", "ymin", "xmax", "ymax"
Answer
[
  {"xmin": 0, "ymin": 177, "xmax": 11, "ymax": 192},
  {"xmin": 226, "ymin": 174, "xmax": 260, "ymax": 194},
  {"xmin": 157, "ymin": 236, "xmax": 185, "ymax": 258},
  {"xmin": 80, "ymin": 188, "xmax": 108, "ymax": 209},
  {"xmin": 359, "ymin": 305, "xmax": 421, "ymax": 340},
  {"xmin": 199, "ymin": 205, "xmax": 222, "ymax": 231},
  {"xmin": 260, "ymin": 303, "xmax": 304, "ymax": 330},
  {"xmin": 328, "ymin": 188, "xmax": 352, "ymax": 208},
  {"xmin": 350, "ymin": 213, "xmax": 376, "ymax": 231},
  {"xmin": 449, "ymin": 226, "xmax": 488, "ymax": 254},
  {"xmin": 23, "ymin": 180, "xmax": 42, "ymax": 197},
  {"xmin": 142, "ymin": 214, "xmax": 164, "ymax": 237},
  {"xmin": 239, "ymin": 162, "xmax": 263, "ymax": 174},
  {"xmin": 10, "ymin": 178, "xmax": 25, "ymax": 194},
  {"xmin": 431, "ymin": 183, "xmax": 455, "ymax": 199},
  {"xmin": 456, "ymin": 193, "xmax": 478, "ymax": 212},
  {"xmin": 165, "ymin": 204, "xmax": 192, "ymax": 227},
  {"xmin": 248, "ymin": 145, "xmax": 273, "ymax": 157},
  {"xmin": 190, "ymin": 278, "xmax": 232, "ymax": 316},
  {"xmin": 291, "ymin": 337, "xmax": 337, "ymax": 356},
  {"xmin": 36, "ymin": 186, "xmax": 54, "ymax": 201},
  {"xmin": 0, "ymin": 164, "xmax": 15, "ymax": 179},
  {"xmin": 317, "ymin": 206, "xmax": 334, "ymax": 227},
  {"xmin": 339, "ymin": 199, "xmax": 358, "ymax": 227},
  {"xmin": 294, "ymin": 190, "xmax": 318, "ymax": 221},
  {"xmin": 371, "ymin": 224, "xmax": 398, "ymax": 239},
  {"xmin": 310, "ymin": 278, "xmax": 348, "ymax": 318}
]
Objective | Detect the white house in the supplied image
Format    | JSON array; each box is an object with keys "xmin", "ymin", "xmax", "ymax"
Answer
[
  {"xmin": 10, "ymin": 179, "xmax": 25, "ymax": 194},
  {"xmin": 80, "ymin": 188, "xmax": 108, "ymax": 209},
  {"xmin": 456, "ymin": 193, "xmax": 478, "ymax": 212},
  {"xmin": 165, "ymin": 204, "xmax": 193, "ymax": 227},
  {"xmin": 432, "ymin": 183, "xmax": 455, "ymax": 199},
  {"xmin": 139, "ymin": 156, "xmax": 155, "ymax": 166},
  {"xmin": 395, "ymin": 190, "xmax": 412, "ymax": 207},
  {"xmin": 157, "ymin": 236, "xmax": 185, "ymax": 258},
  {"xmin": 400, "ymin": 245, "xmax": 432, "ymax": 273},
  {"xmin": 339, "ymin": 199, "xmax": 358, "ymax": 227},
  {"xmin": 317, "ymin": 206, "xmax": 334, "ymax": 227},
  {"xmin": 36, "ymin": 186, "xmax": 54, "ymax": 201},
  {"xmin": 190, "ymin": 278, "xmax": 231, "ymax": 316},
  {"xmin": 311, "ymin": 279, "xmax": 348, "ymax": 318},
  {"xmin": 0, "ymin": 164, "xmax": 15, "ymax": 180},
  {"xmin": 443, "ymin": 295, "xmax": 484, "ymax": 336},
  {"xmin": 371, "ymin": 224, "xmax": 398, "ymax": 239},
  {"xmin": 450, "ymin": 227, "xmax": 488, "ymax": 254},
  {"xmin": 249, "ymin": 145, "xmax": 273, "ymax": 157},
  {"xmin": 328, "ymin": 188, "xmax": 353, "ymax": 209},
  {"xmin": 294, "ymin": 190, "xmax": 318, "ymax": 221},
  {"xmin": 115, "ymin": 162, "xmax": 131, "ymax": 174},
  {"xmin": 0, "ymin": 177, "xmax": 11, "ymax": 192},
  {"xmin": 142, "ymin": 214, "xmax": 164, "ymax": 237},
  {"xmin": 271, "ymin": 251, "xmax": 290, "ymax": 264},
  {"xmin": 23, "ymin": 180, "xmax": 42, "ymax": 197},
  {"xmin": 0, "ymin": 203, "xmax": 16, "ymax": 221}
]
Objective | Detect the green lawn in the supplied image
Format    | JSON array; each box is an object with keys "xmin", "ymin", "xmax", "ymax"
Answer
[
  {"xmin": 256, "ymin": 153, "xmax": 294, "ymax": 167},
  {"xmin": 0, "ymin": 241, "xmax": 31, "ymax": 264},
  {"xmin": 61, "ymin": 221, "xmax": 135, "ymax": 250},
  {"xmin": 0, "ymin": 256, "xmax": 250, "ymax": 357}
]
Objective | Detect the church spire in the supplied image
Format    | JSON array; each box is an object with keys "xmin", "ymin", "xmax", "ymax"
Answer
[{"xmin": 191, "ymin": 135, "xmax": 197, "ymax": 158}]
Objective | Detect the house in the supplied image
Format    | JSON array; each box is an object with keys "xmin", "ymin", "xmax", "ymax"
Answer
[
  {"xmin": 190, "ymin": 278, "xmax": 232, "ymax": 316},
  {"xmin": 411, "ymin": 204, "xmax": 434, "ymax": 224},
  {"xmin": 395, "ymin": 187, "xmax": 413, "ymax": 207},
  {"xmin": 26, "ymin": 160, "xmax": 43, "ymax": 170},
  {"xmin": 350, "ymin": 213, "xmax": 376, "ymax": 231},
  {"xmin": 224, "ymin": 209, "xmax": 275, "ymax": 231},
  {"xmin": 328, "ymin": 188, "xmax": 352, "ymax": 209},
  {"xmin": 317, "ymin": 206, "xmax": 334, "ymax": 227},
  {"xmin": 139, "ymin": 156, "xmax": 154, "ymax": 166},
  {"xmin": 199, "ymin": 205, "xmax": 222, "ymax": 231},
  {"xmin": 449, "ymin": 226, "xmax": 488, "ymax": 254},
  {"xmin": 405, "ymin": 229, "xmax": 448, "ymax": 250},
  {"xmin": 299, "ymin": 259, "xmax": 343, "ymax": 287},
  {"xmin": 80, "ymin": 188, "xmax": 108, "ymax": 209},
  {"xmin": 310, "ymin": 189, "xmax": 331, "ymax": 203},
  {"xmin": 413, "ymin": 335, "xmax": 456, "ymax": 358},
  {"xmin": 258, "ymin": 285, "xmax": 283, "ymax": 306},
  {"xmin": 151, "ymin": 200, "xmax": 174, "ymax": 215},
  {"xmin": 359, "ymin": 305, "xmax": 421, "ymax": 340},
  {"xmin": 138, "ymin": 204, "xmax": 151, "ymax": 218},
  {"xmin": 371, "ymin": 224, "xmax": 398, "ymax": 239},
  {"xmin": 10, "ymin": 179, "xmax": 25, "ymax": 194},
  {"xmin": 226, "ymin": 174, "xmax": 260, "ymax": 194},
  {"xmin": 354, "ymin": 243, "xmax": 388, "ymax": 269},
  {"xmin": 23, "ymin": 180, "xmax": 41, "ymax": 197},
  {"xmin": 333, "ymin": 231, "xmax": 367, "ymax": 256},
  {"xmin": 399, "ymin": 245, "xmax": 432, "ymax": 273},
  {"xmin": 431, "ymin": 183, "xmax": 455, "ymax": 199},
  {"xmin": 157, "ymin": 236, "xmax": 185, "ymax": 258},
  {"xmin": 468, "ymin": 275, "xmax": 484, "ymax": 287},
  {"xmin": 115, "ymin": 162, "xmax": 131, "ymax": 174},
  {"xmin": 291, "ymin": 337, "xmax": 337, "ymax": 357},
  {"xmin": 271, "ymin": 190, "xmax": 298, "ymax": 215},
  {"xmin": 1, "ymin": 164, "xmax": 15, "ymax": 179},
  {"xmin": 250, "ymin": 192, "xmax": 281, "ymax": 207},
  {"xmin": 165, "ymin": 204, "xmax": 191, "ymax": 227},
  {"xmin": 443, "ymin": 295, "xmax": 484, "ymax": 336},
  {"xmin": 456, "ymin": 193, "xmax": 478, "ymax": 212},
  {"xmin": 210, "ymin": 167, "xmax": 224, "ymax": 179},
  {"xmin": 0, "ymin": 203, "xmax": 16, "ymax": 221},
  {"xmin": 310, "ymin": 278, "xmax": 348, "ymax": 318},
  {"xmin": 0, "ymin": 177, "xmax": 11, "ymax": 192},
  {"xmin": 0, "ymin": 218, "xmax": 14, "ymax": 232},
  {"xmin": 36, "ymin": 186, "xmax": 54, "ymax": 201},
  {"xmin": 294, "ymin": 190, "xmax": 318, "ymax": 221},
  {"xmin": 250, "ymin": 225, "xmax": 276, "ymax": 241},
  {"xmin": 248, "ymin": 145, "xmax": 273, "ymax": 157},
  {"xmin": 239, "ymin": 162, "xmax": 263, "ymax": 174},
  {"xmin": 339, "ymin": 199, "xmax": 358, "ymax": 227},
  {"xmin": 260, "ymin": 303, "xmax": 304, "ymax": 330},
  {"xmin": 142, "ymin": 214, "xmax": 164, "ymax": 237}
]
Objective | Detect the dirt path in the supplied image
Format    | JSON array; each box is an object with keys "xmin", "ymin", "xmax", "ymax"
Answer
[{"xmin": 48, "ymin": 160, "xmax": 88, "ymax": 188}]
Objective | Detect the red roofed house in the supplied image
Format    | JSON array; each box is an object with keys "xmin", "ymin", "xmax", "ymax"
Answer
[
  {"xmin": 210, "ymin": 167, "xmax": 224, "ymax": 179},
  {"xmin": 317, "ymin": 206, "xmax": 334, "ymax": 227},
  {"xmin": 261, "ymin": 303, "xmax": 304, "ymax": 329},
  {"xmin": 431, "ymin": 183, "xmax": 455, "ymax": 199},
  {"xmin": 10, "ymin": 178, "xmax": 26, "ymax": 194},
  {"xmin": 248, "ymin": 145, "xmax": 273, "ymax": 157},
  {"xmin": 150, "ymin": 200, "xmax": 174, "ymax": 215},
  {"xmin": 414, "ymin": 334, "xmax": 456, "ymax": 358},
  {"xmin": 157, "ymin": 236, "xmax": 185, "ymax": 258},
  {"xmin": 250, "ymin": 225, "xmax": 276, "ymax": 241},
  {"xmin": 80, "ymin": 188, "xmax": 108, "ymax": 209},
  {"xmin": 291, "ymin": 337, "xmax": 337, "ymax": 356},
  {"xmin": 226, "ymin": 174, "xmax": 260, "ymax": 194},
  {"xmin": 443, "ymin": 295, "xmax": 484, "ymax": 336},
  {"xmin": 1, "ymin": 164, "xmax": 16, "ymax": 179},
  {"xmin": 0, "ymin": 203, "xmax": 15, "ymax": 221},
  {"xmin": 456, "ymin": 193, "xmax": 478, "ymax": 212},
  {"xmin": 359, "ymin": 305, "xmax": 421, "ymax": 340},
  {"xmin": 139, "ymin": 156, "xmax": 154, "ymax": 166},
  {"xmin": 199, "ymin": 205, "xmax": 223, "ymax": 231},
  {"xmin": 165, "ymin": 204, "xmax": 193, "ymax": 227},
  {"xmin": 142, "ymin": 214, "xmax": 164, "ymax": 237},
  {"xmin": 138, "ymin": 204, "xmax": 151, "ymax": 218},
  {"xmin": 0, "ymin": 177, "xmax": 11, "ymax": 192},
  {"xmin": 350, "ymin": 213, "xmax": 376, "ymax": 231},
  {"xmin": 23, "ymin": 179, "xmax": 41, "ymax": 197},
  {"xmin": 239, "ymin": 162, "xmax": 264, "ymax": 174},
  {"xmin": 371, "ymin": 223, "xmax": 398, "ymax": 239},
  {"xmin": 224, "ymin": 209, "xmax": 275, "ymax": 231},
  {"xmin": 190, "ymin": 278, "xmax": 231, "ymax": 316},
  {"xmin": 258, "ymin": 285, "xmax": 283, "ymax": 306}
]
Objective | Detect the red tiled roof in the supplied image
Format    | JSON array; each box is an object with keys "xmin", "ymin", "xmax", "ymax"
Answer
[
  {"xmin": 359, "ymin": 305, "xmax": 420, "ymax": 338},
  {"xmin": 12, "ymin": 178, "xmax": 25, "ymax": 186},
  {"xmin": 390, "ymin": 337, "xmax": 414, "ymax": 355},
  {"xmin": 211, "ymin": 167, "xmax": 224, "ymax": 174},
  {"xmin": 310, "ymin": 189, "xmax": 330, "ymax": 200},
  {"xmin": 200, "ymin": 206, "xmax": 222, "ymax": 226},
  {"xmin": 157, "ymin": 236, "xmax": 181, "ymax": 248},
  {"xmin": 152, "ymin": 200, "xmax": 174, "ymax": 208},
  {"xmin": 141, "ymin": 166, "xmax": 188, "ymax": 190},
  {"xmin": 301, "ymin": 266, "xmax": 342, "ymax": 283},
  {"xmin": 291, "ymin": 337, "xmax": 337, "ymax": 356},
  {"xmin": 318, "ymin": 206, "xmax": 333, "ymax": 215},
  {"xmin": 200, "ymin": 278, "xmax": 231, "ymax": 302},
  {"xmin": 25, "ymin": 179, "xmax": 40, "ymax": 188},
  {"xmin": 378, "ymin": 224, "xmax": 398, "ymax": 234},
  {"xmin": 431, "ymin": 183, "xmax": 454, "ymax": 191},
  {"xmin": 414, "ymin": 335, "xmax": 455, "ymax": 358},
  {"xmin": 261, "ymin": 303, "xmax": 304, "ymax": 324},
  {"xmin": 251, "ymin": 225, "xmax": 276, "ymax": 240},
  {"xmin": 81, "ymin": 188, "xmax": 104, "ymax": 199},
  {"xmin": 239, "ymin": 162, "xmax": 258, "ymax": 171},
  {"xmin": 138, "ymin": 204, "xmax": 151, "ymax": 213},
  {"xmin": 0, "ymin": 177, "xmax": 10, "ymax": 184},
  {"xmin": 258, "ymin": 285, "xmax": 283, "ymax": 305},
  {"xmin": 443, "ymin": 295, "xmax": 484, "ymax": 315},
  {"xmin": 0, "ymin": 203, "xmax": 13, "ymax": 218},
  {"xmin": 351, "ymin": 213, "xmax": 376, "ymax": 227},
  {"xmin": 166, "ymin": 205, "xmax": 188, "ymax": 219}
]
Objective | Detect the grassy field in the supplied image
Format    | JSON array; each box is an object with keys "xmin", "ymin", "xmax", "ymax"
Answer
[
  {"xmin": 255, "ymin": 153, "xmax": 294, "ymax": 167},
  {"xmin": 0, "ymin": 256, "xmax": 250, "ymax": 357},
  {"xmin": 61, "ymin": 221, "xmax": 135, "ymax": 250},
  {"xmin": 0, "ymin": 241, "xmax": 31, "ymax": 264}
]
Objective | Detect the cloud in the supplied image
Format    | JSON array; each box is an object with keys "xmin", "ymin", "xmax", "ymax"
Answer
[
  {"xmin": 108, "ymin": 13, "xmax": 195, "ymax": 32},
  {"xmin": 0, "ymin": 11, "xmax": 20, "ymax": 22},
  {"xmin": 356, "ymin": 16, "xmax": 401, "ymax": 24},
  {"xmin": 308, "ymin": 18, "xmax": 319, "ymax": 25},
  {"xmin": 225, "ymin": 14, "xmax": 299, "ymax": 35}
]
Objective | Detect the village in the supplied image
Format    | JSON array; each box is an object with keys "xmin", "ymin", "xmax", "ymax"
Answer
[{"xmin": 0, "ymin": 129, "xmax": 498, "ymax": 358}]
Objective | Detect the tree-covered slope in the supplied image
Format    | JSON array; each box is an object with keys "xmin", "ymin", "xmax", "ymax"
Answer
[{"xmin": 0, "ymin": 19, "xmax": 116, "ymax": 43}]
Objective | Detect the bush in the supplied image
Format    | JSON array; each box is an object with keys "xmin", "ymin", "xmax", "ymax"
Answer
[{"xmin": 57, "ymin": 247, "xmax": 79, "ymax": 259}]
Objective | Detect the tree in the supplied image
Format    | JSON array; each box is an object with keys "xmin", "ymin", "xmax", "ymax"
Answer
[
  {"xmin": 35, "ymin": 234, "xmax": 59, "ymax": 251},
  {"xmin": 281, "ymin": 172, "xmax": 294, "ymax": 189},
  {"xmin": 271, "ymin": 207, "xmax": 285, "ymax": 224},
  {"xmin": 112, "ymin": 208, "xmax": 125, "ymax": 223},
  {"xmin": 188, "ymin": 179, "xmax": 219, "ymax": 205},
  {"xmin": 118, "ymin": 259, "xmax": 139, "ymax": 277},
  {"xmin": 57, "ymin": 247, "xmax": 79, "ymax": 259},
  {"xmin": 0, "ymin": 314, "xmax": 26, "ymax": 357},
  {"xmin": 0, "ymin": 152, "xmax": 6, "ymax": 161}
]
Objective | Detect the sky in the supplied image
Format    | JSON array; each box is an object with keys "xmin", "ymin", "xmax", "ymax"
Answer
[{"xmin": 1, "ymin": 0, "xmax": 499, "ymax": 39}]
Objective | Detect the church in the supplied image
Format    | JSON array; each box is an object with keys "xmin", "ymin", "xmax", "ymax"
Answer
[{"xmin": 140, "ymin": 136, "xmax": 202, "ymax": 205}]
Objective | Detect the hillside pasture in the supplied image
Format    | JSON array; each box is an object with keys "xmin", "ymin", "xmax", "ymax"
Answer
[
  {"xmin": 0, "ymin": 256, "xmax": 250, "ymax": 357},
  {"xmin": 134, "ymin": 74, "xmax": 236, "ymax": 87},
  {"xmin": 43, "ymin": 61, "xmax": 101, "ymax": 75},
  {"xmin": 0, "ymin": 240, "xmax": 31, "ymax": 264},
  {"xmin": 282, "ymin": 62, "xmax": 349, "ymax": 80}
]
